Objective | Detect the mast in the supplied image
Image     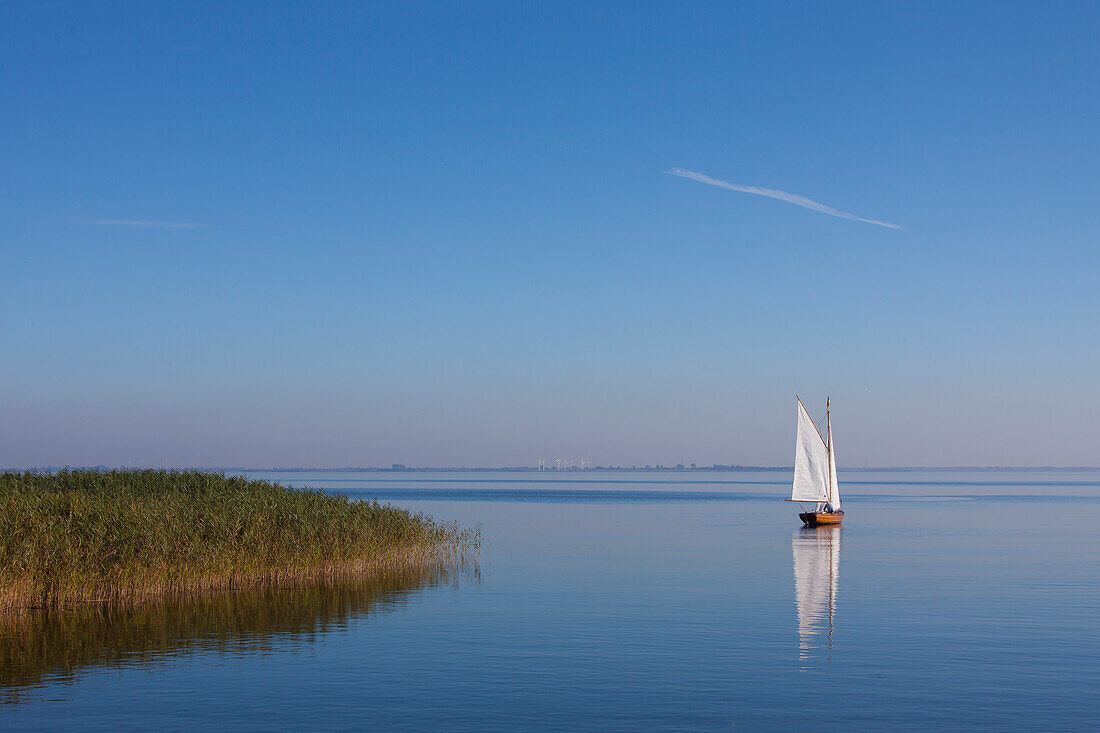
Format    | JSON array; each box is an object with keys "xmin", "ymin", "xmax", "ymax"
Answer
[{"xmin": 825, "ymin": 397, "xmax": 832, "ymax": 506}]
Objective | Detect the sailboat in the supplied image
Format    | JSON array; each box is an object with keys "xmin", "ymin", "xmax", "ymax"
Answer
[{"xmin": 787, "ymin": 396, "xmax": 844, "ymax": 526}]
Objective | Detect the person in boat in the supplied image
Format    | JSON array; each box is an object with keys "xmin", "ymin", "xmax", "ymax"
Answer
[{"xmin": 822, "ymin": 502, "xmax": 835, "ymax": 514}]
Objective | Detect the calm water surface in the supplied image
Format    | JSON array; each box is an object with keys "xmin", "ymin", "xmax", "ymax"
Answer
[{"xmin": 3, "ymin": 469, "xmax": 1099, "ymax": 730}]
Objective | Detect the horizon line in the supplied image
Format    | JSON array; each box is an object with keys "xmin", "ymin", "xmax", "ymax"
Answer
[{"xmin": 7, "ymin": 464, "xmax": 1098, "ymax": 472}]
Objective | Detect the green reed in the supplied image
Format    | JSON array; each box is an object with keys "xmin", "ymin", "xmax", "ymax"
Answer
[{"xmin": 0, "ymin": 469, "xmax": 478, "ymax": 610}]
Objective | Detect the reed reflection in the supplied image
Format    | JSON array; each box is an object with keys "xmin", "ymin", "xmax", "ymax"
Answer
[
  {"xmin": 792, "ymin": 526, "xmax": 840, "ymax": 664},
  {"xmin": 0, "ymin": 563, "xmax": 477, "ymax": 703}
]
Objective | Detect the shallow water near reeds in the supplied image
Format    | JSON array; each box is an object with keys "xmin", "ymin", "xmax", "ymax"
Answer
[{"xmin": 3, "ymin": 469, "xmax": 1099, "ymax": 730}]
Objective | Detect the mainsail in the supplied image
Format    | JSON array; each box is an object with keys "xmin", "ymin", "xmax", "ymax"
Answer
[{"xmin": 791, "ymin": 399, "xmax": 830, "ymax": 503}]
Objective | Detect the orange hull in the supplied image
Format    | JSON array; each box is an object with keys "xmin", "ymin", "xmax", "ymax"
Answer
[{"xmin": 799, "ymin": 510, "xmax": 844, "ymax": 526}]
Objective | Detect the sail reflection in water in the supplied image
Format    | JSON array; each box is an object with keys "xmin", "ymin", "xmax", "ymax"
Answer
[
  {"xmin": 0, "ymin": 563, "xmax": 477, "ymax": 704},
  {"xmin": 792, "ymin": 526, "xmax": 840, "ymax": 663}
]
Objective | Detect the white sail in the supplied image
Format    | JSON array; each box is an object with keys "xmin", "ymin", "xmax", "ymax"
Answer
[{"xmin": 791, "ymin": 399, "xmax": 830, "ymax": 503}]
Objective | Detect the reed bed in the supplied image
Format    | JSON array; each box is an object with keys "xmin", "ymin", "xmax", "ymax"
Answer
[{"xmin": 0, "ymin": 469, "xmax": 478, "ymax": 610}]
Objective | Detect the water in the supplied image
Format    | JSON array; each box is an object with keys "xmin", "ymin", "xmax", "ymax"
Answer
[{"xmin": 3, "ymin": 469, "xmax": 1098, "ymax": 730}]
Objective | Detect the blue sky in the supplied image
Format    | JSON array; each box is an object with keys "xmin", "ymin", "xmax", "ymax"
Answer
[{"xmin": 2, "ymin": 1, "xmax": 1098, "ymax": 467}]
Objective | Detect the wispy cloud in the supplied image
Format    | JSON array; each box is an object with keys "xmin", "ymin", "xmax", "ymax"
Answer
[
  {"xmin": 84, "ymin": 219, "xmax": 205, "ymax": 229},
  {"xmin": 667, "ymin": 168, "xmax": 902, "ymax": 230}
]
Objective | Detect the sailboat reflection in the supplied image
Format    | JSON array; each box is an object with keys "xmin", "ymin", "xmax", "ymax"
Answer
[{"xmin": 792, "ymin": 525, "xmax": 841, "ymax": 663}]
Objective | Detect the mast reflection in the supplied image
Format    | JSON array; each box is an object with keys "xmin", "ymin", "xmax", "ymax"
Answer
[{"xmin": 792, "ymin": 525, "xmax": 841, "ymax": 664}]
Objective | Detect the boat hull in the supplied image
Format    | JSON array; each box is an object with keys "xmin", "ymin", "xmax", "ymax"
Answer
[{"xmin": 799, "ymin": 510, "xmax": 844, "ymax": 526}]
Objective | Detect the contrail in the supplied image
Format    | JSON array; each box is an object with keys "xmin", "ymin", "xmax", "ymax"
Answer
[
  {"xmin": 667, "ymin": 168, "xmax": 902, "ymax": 230},
  {"xmin": 85, "ymin": 219, "xmax": 205, "ymax": 229}
]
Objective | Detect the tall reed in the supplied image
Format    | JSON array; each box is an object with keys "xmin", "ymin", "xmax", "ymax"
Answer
[{"xmin": 0, "ymin": 469, "xmax": 477, "ymax": 610}]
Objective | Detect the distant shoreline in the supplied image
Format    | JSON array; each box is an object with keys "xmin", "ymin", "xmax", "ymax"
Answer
[{"xmin": 11, "ymin": 465, "xmax": 1098, "ymax": 473}]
